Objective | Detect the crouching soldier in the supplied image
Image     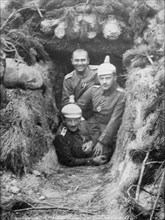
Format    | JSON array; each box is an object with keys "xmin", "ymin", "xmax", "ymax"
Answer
[
  {"xmin": 77, "ymin": 55, "xmax": 126, "ymax": 161},
  {"xmin": 53, "ymin": 96, "xmax": 107, "ymax": 167}
]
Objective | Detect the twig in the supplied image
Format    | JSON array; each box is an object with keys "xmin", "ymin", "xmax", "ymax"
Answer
[
  {"xmin": 145, "ymin": 52, "xmax": 156, "ymax": 73},
  {"xmin": 149, "ymin": 169, "xmax": 165, "ymax": 220},
  {"xmin": 127, "ymin": 185, "xmax": 136, "ymax": 198},
  {"xmin": 0, "ymin": 6, "xmax": 45, "ymax": 31},
  {"xmin": 0, "ymin": 10, "xmax": 16, "ymax": 31},
  {"xmin": 146, "ymin": 53, "xmax": 154, "ymax": 65},
  {"xmin": 75, "ymin": 0, "xmax": 90, "ymax": 7},
  {"xmin": 13, "ymin": 206, "xmax": 95, "ymax": 215},
  {"xmin": 152, "ymin": 160, "xmax": 165, "ymax": 188},
  {"xmin": 1, "ymin": 37, "xmax": 19, "ymax": 57},
  {"xmin": 135, "ymin": 151, "xmax": 149, "ymax": 201},
  {"xmin": 33, "ymin": 0, "xmax": 43, "ymax": 18},
  {"xmin": 34, "ymin": 201, "xmax": 54, "ymax": 207},
  {"xmin": 146, "ymin": 161, "xmax": 164, "ymax": 165}
]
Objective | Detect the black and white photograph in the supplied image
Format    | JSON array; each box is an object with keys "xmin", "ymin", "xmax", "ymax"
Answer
[{"xmin": 0, "ymin": 0, "xmax": 164, "ymax": 219}]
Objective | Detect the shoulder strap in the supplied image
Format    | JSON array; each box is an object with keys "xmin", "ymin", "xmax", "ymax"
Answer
[
  {"xmin": 89, "ymin": 65, "xmax": 99, "ymax": 70},
  {"xmin": 92, "ymin": 85, "xmax": 100, "ymax": 88},
  {"xmin": 60, "ymin": 127, "xmax": 67, "ymax": 136},
  {"xmin": 116, "ymin": 87, "xmax": 125, "ymax": 93},
  {"xmin": 64, "ymin": 71, "xmax": 74, "ymax": 80}
]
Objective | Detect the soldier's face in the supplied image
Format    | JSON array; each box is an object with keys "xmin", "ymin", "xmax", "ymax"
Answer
[
  {"xmin": 71, "ymin": 51, "xmax": 89, "ymax": 74},
  {"xmin": 98, "ymin": 74, "xmax": 116, "ymax": 90},
  {"xmin": 65, "ymin": 117, "xmax": 81, "ymax": 132}
]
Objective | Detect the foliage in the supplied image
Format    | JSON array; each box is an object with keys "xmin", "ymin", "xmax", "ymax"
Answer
[
  {"xmin": 128, "ymin": 0, "xmax": 156, "ymax": 37},
  {"xmin": 0, "ymin": 91, "xmax": 47, "ymax": 175},
  {"xmin": 0, "ymin": 76, "xmax": 58, "ymax": 175}
]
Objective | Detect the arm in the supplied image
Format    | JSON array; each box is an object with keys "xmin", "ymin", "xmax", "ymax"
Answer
[
  {"xmin": 77, "ymin": 87, "xmax": 93, "ymax": 111},
  {"xmin": 98, "ymin": 93, "xmax": 126, "ymax": 146},
  {"xmin": 53, "ymin": 135, "xmax": 93, "ymax": 166},
  {"xmin": 61, "ymin": 78, "xmax": 73, "ymax": 108}
]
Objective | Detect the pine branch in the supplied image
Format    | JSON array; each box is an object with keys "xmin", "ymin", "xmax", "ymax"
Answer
[{"xmin": 0, "ymin": 10, "xmax": 16, "ymax": 31}]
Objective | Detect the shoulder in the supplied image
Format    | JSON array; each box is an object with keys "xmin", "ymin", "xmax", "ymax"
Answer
[
  {"xmin": 85, "ymin": 85, "xmax": 101, "ymax": 94},
  {"xmin": 90, "ymin": 85, "xmax": 101, "ymax": 94},
  {"xmin": 116, "ymin": 87, "xmax": 125, "ymax": 93},
  {"xmin": 89, "ymin": 65, "xmax": 98, "ymax": 75},
  {"xmin": 92, "ymin": 85, "xmax": 101, "ymax": 88},
  {"xmin": 79, "ymin": 119, "xmax": 88, "ymax": 129},
  {"xmin": 89, "ymin": 65, "xmax": 99, "ymax": 71},
  {"xmin": 91, "ymin": 85, "xmax": 101, "ymax": 91},
  {"xmin": 64, "ymin": 71, "xmax": 74, "ymax": 80},
  {"xmin": 116, "ymin": 86, "xmax": 126, "ymax": 102}
]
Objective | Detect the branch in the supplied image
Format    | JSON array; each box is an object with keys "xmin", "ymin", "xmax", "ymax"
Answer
[
  {"xmin": 13, "ymin": 206, "xmax": 96, "ymax": 215},
  {"xmin": 0, "ymin": 5, "xmax": 45, "ymax": 31},
  {"xmin": 0, "ymin": 10, "xmax": 16, "ymax": 31},
  {"xmin": 145, "ymin": 52, "xmax": 159, "ymax": 73},
  {"xmin": 33, "ymin": 0, "xmax": 43, "ymax": 18},
  {"xmin": 146, "ymin": 161, "xmax": 164, "ymax": 165},
  {"xmin": 135, "ymin": 151, "xmax": 149, "ymax": 201},
  {"xmin": 149, "ymin": 169, "xmax": 165, "ymax": 220}
]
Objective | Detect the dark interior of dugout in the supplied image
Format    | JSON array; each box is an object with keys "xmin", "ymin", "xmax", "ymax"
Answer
[{"xmin": 46, "ymin": 46, "xmax": 127, "ymax": 110}]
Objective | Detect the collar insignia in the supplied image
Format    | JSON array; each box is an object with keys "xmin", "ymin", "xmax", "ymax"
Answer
[
  {"xmin": 82, "ymin": 82, "xmax": 86, "ymax": 89},
  {"xmin": 97, "ymin": 105, "xmax": 101, "ymax": 112},
  {"xmin": 60, "ymin": 127, "xmax": 67, "ymax": 136}
]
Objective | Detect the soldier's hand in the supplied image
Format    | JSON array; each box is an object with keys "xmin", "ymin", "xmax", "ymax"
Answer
[
  {"xmin": 92, "ymin": 155, "xmax": 107, "ymax": 166},
  {"xmin": 93, "ymin": 142, "xmax": 103, "ymax": 156},
  {"xmin": 82, "ymin": 140, "xmax": 93, "ymax": 154}
]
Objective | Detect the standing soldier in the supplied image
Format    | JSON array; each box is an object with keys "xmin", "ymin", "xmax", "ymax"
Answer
[
  {"xmin": 53, "ymin": 96, "xmax": 107, "ymax": 167},
  {"xmin": 61, "ymin": 48, "xmax": 99, "ymax": 119},
  {"xmin": 77, "ymin": 55, "xmax": 126, "ymax": 161}
]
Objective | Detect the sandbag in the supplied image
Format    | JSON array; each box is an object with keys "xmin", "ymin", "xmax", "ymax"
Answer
[{"xmin": 4, "ymin": 58, "xmax": 44, "ymax": 90}]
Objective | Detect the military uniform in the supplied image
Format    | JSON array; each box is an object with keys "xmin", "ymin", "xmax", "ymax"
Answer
[
  {"xmin": 61, "ymin": 66, "xmax": 99, "ymax": 119},
  {"xmin": 53, "ymin": 120, "xmax": 99, "ymax": 167},
  {"xmin": 77, "ymin": 83, "xmax": 126, "ymax": 154}
]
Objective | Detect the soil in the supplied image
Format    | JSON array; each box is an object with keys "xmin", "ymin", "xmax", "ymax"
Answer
[{"xmin": 1, "ymin": 163, "xmax": 111, "ymax": 220}]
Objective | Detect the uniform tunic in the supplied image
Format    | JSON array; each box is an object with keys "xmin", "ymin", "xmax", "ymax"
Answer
[
  {"xmin": 53, "ymin": 121, "xmax": 99, "ymax": 167},
  {"xmin": 61, "ymin": 66, "xmax": 99, "ymax": 119},
  {"xmin": 77, "ymin": 83, "xmax": 126, "ymax": 148}
]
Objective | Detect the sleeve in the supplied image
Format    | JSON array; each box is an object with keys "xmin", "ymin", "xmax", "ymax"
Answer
[
  {"xmin": 98, "ymin": 93, "xmax": 126, "ymax": 146},
  {"xmin": 61, "ymin": 78, "xmax": 73, "ymax": 108},
  {"xmin": 77, "ymin": 87, "xmax": 93, "ymax": 111},
  {"xmin": 53, "ymin": 135, "xmax": 94, "ymax": 167},
  {"xmin": 79, "ymin": 119, "xmax": 100, "ymax": 145}
]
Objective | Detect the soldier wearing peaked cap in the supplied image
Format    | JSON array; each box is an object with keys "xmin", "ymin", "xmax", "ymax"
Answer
[
  {"xmin": 53, "ymin": 95, "xmax": 107, "ymax": 167},
  {"xmin": 61, "ymin": 49, "xmax": 99, "ymax": 119},
  {"xmin": 77, "ymin": 55, "xmax": 126, "ymax": 161}
]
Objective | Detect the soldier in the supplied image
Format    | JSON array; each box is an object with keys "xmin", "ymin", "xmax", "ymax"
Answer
[
  {"xmin": 77, "ymin": 55, "xmax": 126, "ymax": 161},
  {"xmin": 53, "ymin": 96, "xmax": 107, "ymax": 167},
  {"xmin": 61, "ymin": 48, "xmax": 99, "ymax": 119}
]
